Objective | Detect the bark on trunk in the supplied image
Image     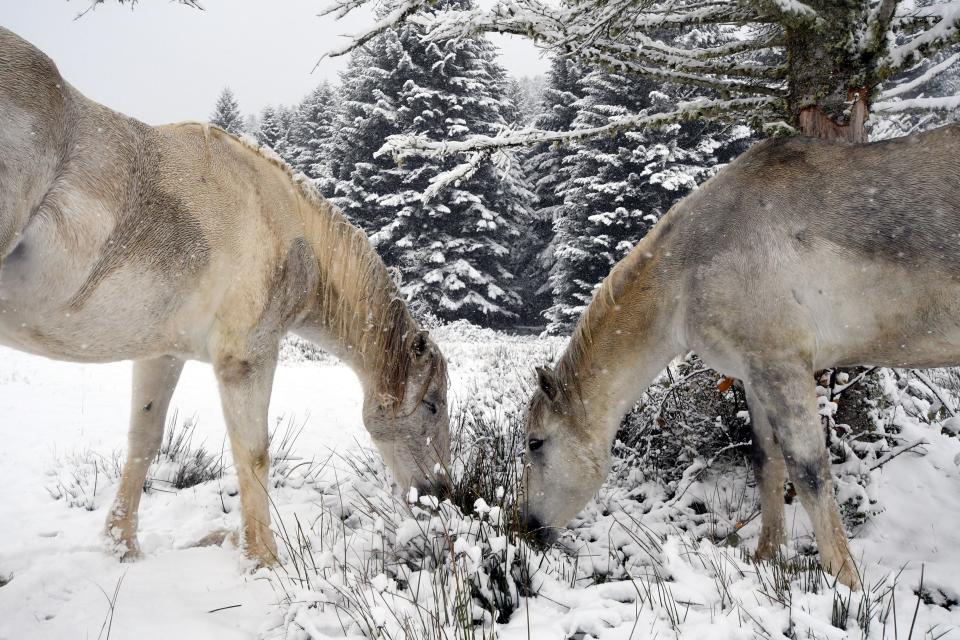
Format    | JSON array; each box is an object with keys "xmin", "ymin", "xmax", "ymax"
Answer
[
  {"xmin": 785, "ymin": 1, "xmax": 872, "ymax": 144},
  {"xmin": 797, "ymin": 92, "xmax": 868, "ymax": 143}
]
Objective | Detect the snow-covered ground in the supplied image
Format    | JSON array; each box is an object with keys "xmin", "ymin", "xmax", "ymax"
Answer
[
  {"xmin": 0, "ymin": 345, "xmax": 373, "ymax": 639},
  {"xmin": 1, "ymin": 333, "xmax": 959, "ymax": 640}
]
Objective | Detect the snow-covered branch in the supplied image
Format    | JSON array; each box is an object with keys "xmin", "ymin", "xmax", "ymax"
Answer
[
  {"xmin": 577, "ymin": 49, "xmax": 785, "ymax": 95},
  {"xmin": 84, "ymin": 0, "xmax": 202, "ymax": 10},
  {"xmin": 873, "ymin": 94, "xmax": 960, "ymax": 112},
  {"xmin": 592, "ymin": 37, "xmax": 787, "ymax": 81},
  {"xmin": 747, "ymin": 0, "xmax": 818, "ymax": 21},
  {"xmin": 422, "ymin": 152, "xmax": 485, "ymax": 201},
  {"xmin": 320, "ymin": 0, "xmax": 432, "ymax": 59},
  {"xmin": 630, "ymin": 30, "xmax": 784, "ymax": 64},
  {"xmin": 880, "ymin": 52, "xmax": 960, "ymax": 98},
  {"xmin": 887, "ymin": 0, "xmax": 960, "ymax": 69},
  {"xmin": 375, "ymin": 96, "xmax": 780, "ymax": 161}
]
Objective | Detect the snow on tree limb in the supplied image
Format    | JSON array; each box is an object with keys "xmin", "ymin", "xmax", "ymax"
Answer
[
  {"xmin": 873, "ymin": 94, "xmax": 960, "ymax": 112},
  {"xmin": 422, "ymin": 152, "xmax": 485, "ymax": 201},
  {"xmin": 880, "ymin": 52, "xmax": 960, "ymax": 98},
  {"xmin": 319, "ymin": 0, "xmax": 431, "ymax": 60},
  {"xmin": 82, "ymin": 0, "xmax": 202, "ymax": 16},
  {"xmin": 375, "ymin": 96, "xmax": 780, "ymax": 161},
  {"xmin": 748, "ymin": 0, "xmax": 818, "ymax": 21},
  {"xmin": 887, "ymin": 0, "xmax": 960, "ymax": 69}
]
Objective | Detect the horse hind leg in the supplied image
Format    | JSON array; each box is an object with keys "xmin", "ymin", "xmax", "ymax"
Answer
[
  {"xmin": 746, "ymin": 356, "xmax": 861, "ymax": 590},
  {"xmin": 105, "ymin": 356, "xmax": 184, "ymax": 560},
  {"xmin": 745, "ymin": 390, "xmax": 788, "ymax": 559}
]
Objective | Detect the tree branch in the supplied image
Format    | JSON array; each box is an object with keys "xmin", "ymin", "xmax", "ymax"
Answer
[
  {"xmin": 82, "ymin": 0, "xmax": 203, "ymax": 15},
  {"xmin": 320, "ymin": 0, "xmax": 432, "ymax": 60},
  {"xmin": 886, "ymin": 0, "xmax": 960, "ymax": 70},
  {"xmin": 879, "ymin": 51, "xmax": 960, "ymax": 98},
  {"xmin": 873, "ymin": 94, "xmax": 960, "ymax": 111},
  {"xmin": 374, "ymin": 96, "xmax": 781, "ymax": 161}
]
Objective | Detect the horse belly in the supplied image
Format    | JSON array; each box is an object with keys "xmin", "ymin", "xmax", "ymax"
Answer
[
  {"xmin": 806, "ymin": 257, "xmax": 960, "ymax": 370},
  {"xmin": 685, "ymin": 242, "xmax": 960, "ymax": 375},
  {"xmin": 0, "ymin": 253, "xmax": 206, "ymax": 363}
]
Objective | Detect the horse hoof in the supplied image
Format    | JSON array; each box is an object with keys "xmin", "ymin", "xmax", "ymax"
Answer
[
  {"xmin": 119, "ymin": 546, "xmax": 144, "ymax": 562},
  {"xmin": 244, "ymin": 545, "xmax": 280, "ymax": 570},
  {"xmin": 835, "ymin": 565, "xmax": 862, "ymax": 592},
  {"xmin": 104, "ymin": 531, "xmax": 142, "ymax": 562},
  {"xmin": 754, "ymin": 533, "xmax": 786, "ymax": 561}
]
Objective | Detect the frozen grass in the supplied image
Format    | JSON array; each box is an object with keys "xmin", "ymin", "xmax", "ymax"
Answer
[
  {"xmin": 153, "ymin": 412, "xmax": 225, "ymax": 491},
  {"xmin": 265, "ymin": 344, "xmax": 546, "ymax": 638},
  {"xmin": 37, "ymin": 327, "xmax": 960, "ymax": 639},
  {"xmin": 265, "ymin": 333, "xmax": 960, "ymax": 639},
  {"xmin": 47, "ymin": 412, "xmax": 224, "ymax": 510}
]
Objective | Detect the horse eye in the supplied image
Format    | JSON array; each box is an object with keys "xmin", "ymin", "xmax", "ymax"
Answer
[
  {"xmin": 423, "ymin": 400, "xmax": 437, "ymax": 415},
  {"xmin": 528, "ymin": 438, "xmax": 544, "ymax": 452}
]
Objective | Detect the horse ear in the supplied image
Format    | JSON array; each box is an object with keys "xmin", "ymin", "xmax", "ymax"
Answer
[
  {"xmin": 536, "ymin": 366, "xmax": 558, "ymax": 401},
  {"xmin": 411, "ymin": 330, "xmax": 430, "ymax": 360}
]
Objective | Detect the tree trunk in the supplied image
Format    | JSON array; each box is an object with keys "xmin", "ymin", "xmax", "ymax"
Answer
[
  {"xmin": 785, "ymin": 1, "xmax": 872, "ymax": 143},
  {"xmin": 797, "ymin": 91, "xmax": 868, "ymax": 143}
]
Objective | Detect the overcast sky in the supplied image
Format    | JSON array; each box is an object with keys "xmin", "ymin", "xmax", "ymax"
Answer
[{"xmin": 0, "ymin": 0, "xmax": 549, "ymax": 125}]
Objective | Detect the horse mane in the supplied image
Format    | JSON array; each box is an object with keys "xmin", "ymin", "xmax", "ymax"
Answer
[
  {"xmin": 549, "ymin": 249, "xmax": 648, "ymax": 402},
  {"xmin": 196, "ymin": 123, "xmax": 423, "ymax": 408}
]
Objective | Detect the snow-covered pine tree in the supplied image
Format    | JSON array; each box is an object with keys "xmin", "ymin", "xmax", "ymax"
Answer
[
  {"xmin": 511, "ymin": 56, "xmax": 580, "ymax": 324},
  {"xmin": 256, "ymin": 105, "xmax": 298, "ymax": 165},
  {"xmin": 544, "ymin": 67, "xmax": 751, "ymax": 333},
  {"xmin": 256, "ymin": 106, "xmax": 283, "ymax": 149},
  {"xmin": 210, "ymin": 87, "xmax": 244, "ymax": 135},
  {"xmin": 327, "ymin": 0, "xmax": 960, "ymax": 158},
  {"xmin": 328, "ymin": 0, "xmax": 534, "ymax": 325},
  {"xmin": 504, "ymin": 76, "xmax": 544, "ymax": 127},
  {"xmin": 326, "ymin": 36, "xmax": 405, "ymax": 228},
  {"xmin": 288, "ymin": 82, "xmax": 338, "ymax": 189},
  {"xmin": 515, "ymin": 57, "xmax": 585, "ymax": 322},
  {"xmin": 528, "ymin": 58, "xmax": 583, "ymax": 217}
]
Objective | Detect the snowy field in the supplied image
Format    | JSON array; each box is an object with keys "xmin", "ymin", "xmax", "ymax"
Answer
[{"xmin": 1, "ymin": 328, "xmax": 959, "ymax": 640}]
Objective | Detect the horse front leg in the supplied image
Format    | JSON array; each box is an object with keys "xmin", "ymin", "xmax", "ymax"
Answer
[
  {"xmin": 746, "ymin": 356, "xmax": 861, "ymax": 590},
  {"xmin": 105, "ymin": 356, "xmax": 184, "ymax": 560},
  {"xmin": 745, "ymin": 390, "xmax": 788, "ymax": 560},
  {"xmin": 214, "ymin": 349, "xmax": 279, "ymax": 568}
]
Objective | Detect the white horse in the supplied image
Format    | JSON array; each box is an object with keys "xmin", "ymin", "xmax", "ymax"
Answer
[
  {"xmin": 523, "ymin": 125, "xmax": 960, "ymax": 588},
  {"xmin": 0, "ymin": 26, "xmax": 450, "ymax": 566}
]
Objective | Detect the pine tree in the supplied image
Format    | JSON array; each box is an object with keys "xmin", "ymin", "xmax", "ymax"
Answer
[
  {"xmin": 544, "ymin": 67, "xmax": 751, "ymax": 333},
  {"xmin": 327, "ymin": 36, "xmax": 406, "ymax": 226},
  {"xmin": 514, "ymin": 57, "xmax": 585, "ymax": 323},
  {"xmin": 256, "ymin": 105, "xmax": 298, "ymax": 165},
  {"xmin": 504, "ymin": 76, "xmax": 544, "ymax": 126},
  {"xmin": 328, "ymin": 0, "xmax": 960, "ymax": 148},
  {"xmin": 289, "ymin": 82, "xmax": 338, "ymax": 187},
  {"xmin": 328, "ymin": 1, "xmax": 534, "ymax": 325},
  {"xmin": 210, "ymin": 87, "xmax": 244, "ymax": 135}
]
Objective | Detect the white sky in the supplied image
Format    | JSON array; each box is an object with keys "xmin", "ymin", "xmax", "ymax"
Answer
[{"xmin": 0, "ymin": 0, "xmax": 549, "ymax": 125}]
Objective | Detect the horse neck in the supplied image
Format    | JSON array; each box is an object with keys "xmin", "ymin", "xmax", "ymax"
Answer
[
  {"xmin": 295, "ymin": 197, "xmax": 417, "ymax": 394},
  {"xmin": 554, "ymin": 243, "xmax": 680, "ymax": 445}
]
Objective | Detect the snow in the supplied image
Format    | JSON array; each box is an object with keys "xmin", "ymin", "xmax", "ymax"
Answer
[
  {"xmin": 2, "ymin": 337, "xmax": 960, "ymax": 639},
  {"xmin": 0, "ymin": 346, "xmax": 368, "ymax": 639},
  {"xmin": 874, "ymin": 94, "xmax": 960, "ymax": 113}
]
